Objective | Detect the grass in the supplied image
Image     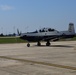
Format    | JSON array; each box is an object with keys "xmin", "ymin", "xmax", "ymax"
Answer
[
  {"xmin": 0, "ymin": 37, "xmax": 26, "ymax": 44},
  {"xmin": 59, "ymin": 37, "xmax": 76, "ymax": 41},
  {"xmin": 0, "ymin": 36, "xmax": 76, "ymax": 44},
  {"xmin": 71, "ymin": 37, "xmax": 76, "ymax": 41}
]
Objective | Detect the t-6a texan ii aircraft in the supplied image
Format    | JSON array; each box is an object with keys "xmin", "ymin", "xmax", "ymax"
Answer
[{"xmin": 20, "ymin": 23, "xmax": 75, "ymax": 47}]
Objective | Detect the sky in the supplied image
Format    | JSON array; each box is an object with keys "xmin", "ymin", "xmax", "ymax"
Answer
[{"xmin": 0, "ymin": 0, "xmax": 76, "ymax": 34}]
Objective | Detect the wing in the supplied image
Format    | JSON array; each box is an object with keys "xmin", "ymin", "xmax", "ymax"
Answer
[{"xmin": 42, "ymin": 36, "xmax": 60, "ymax": 41}]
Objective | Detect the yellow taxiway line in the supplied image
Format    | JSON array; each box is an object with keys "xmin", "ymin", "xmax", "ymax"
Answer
[{"xmin": 0, "ymin": 56, "xmax": 76, "ymax": 70}]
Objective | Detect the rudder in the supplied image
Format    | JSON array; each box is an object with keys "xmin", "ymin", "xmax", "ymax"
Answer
[{"xmin": 68, "ymin": 23, "xmax": 75, "ymax": 33}]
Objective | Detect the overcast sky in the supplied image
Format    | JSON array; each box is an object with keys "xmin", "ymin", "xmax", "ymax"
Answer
[{"xmin": 0, "ymin": 0, "xmax": 76, "ymax": 34}]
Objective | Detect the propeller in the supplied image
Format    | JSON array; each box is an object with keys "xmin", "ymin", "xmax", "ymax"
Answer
[{"xmin": 16, "ymin": 29, "xmax": 22, "ymax": 37}]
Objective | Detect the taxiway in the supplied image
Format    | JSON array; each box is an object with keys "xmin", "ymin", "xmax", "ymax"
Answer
[{"xmin": 0, "ymin": 41, "xmax": 76, "ymax": 75}]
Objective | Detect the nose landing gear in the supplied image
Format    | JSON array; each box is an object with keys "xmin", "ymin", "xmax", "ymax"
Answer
[{"xmin": 27, "ymin": 43, "xmax": 30, "ymax": 47}]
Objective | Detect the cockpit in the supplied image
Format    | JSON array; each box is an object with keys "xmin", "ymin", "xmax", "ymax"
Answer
[
  {"xmin": 32, "ymin": 28, "xmax": 55, "ymax": 33},
  {"xmin": 39, "ymin": 28, "xmax": 55, "ymax": 32}
]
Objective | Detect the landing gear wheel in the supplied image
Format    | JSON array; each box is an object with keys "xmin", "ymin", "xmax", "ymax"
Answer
[
  {"xmin": 37, "ymin": 42, "xmax": 41, "ymax": 46},
  {"xmin": 27, "ymin": 43, "xmax": 30, "ymax": 47},
  {"xmin": 46, "ymin": 41, "xmax": 50, "ymax": 46}
]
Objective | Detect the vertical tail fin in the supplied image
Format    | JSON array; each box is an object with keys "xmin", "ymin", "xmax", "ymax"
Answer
[{"xmin": 68, "ymin": 23, "xmax": 75, "ymax": 33}]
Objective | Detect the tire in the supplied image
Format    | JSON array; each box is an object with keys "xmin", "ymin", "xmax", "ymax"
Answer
[
  {"xmin": 27, "ymin": 43, "xmax": 30, "ymax": 47},
  {"xmin": 37, "ymin": 42, "xmax": 41, "ymax": 46},
  {"xmin": 46, "ymin": 42, "xmax": 50, "ymax": 46}
]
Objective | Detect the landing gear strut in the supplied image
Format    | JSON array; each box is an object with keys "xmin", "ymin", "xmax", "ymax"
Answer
[
  {"xmin": 37, "ymin": 41, "xmax": 41, "ymax": 46},
  {"xmin": 27, "ymin": 43, "xmax": 30, "ymax": 47},
  {"xmin": 46, "ymin": 41, "xmax": 50, "ymax": 46}
]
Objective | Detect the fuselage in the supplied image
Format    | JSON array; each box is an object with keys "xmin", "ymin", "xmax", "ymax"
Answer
[
  {"xmin": 20, "ymin": 35, "xmax": 60, "ymax": 42},
  {"xmin": 20, "ymin": 28, "xmax": 60, "ymax": 42},
  {"xmin": 20, "ymin": 27, "xmax": 75, "ymax": 42}
]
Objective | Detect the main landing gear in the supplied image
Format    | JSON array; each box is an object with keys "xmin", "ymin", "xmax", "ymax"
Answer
[
  {"xmin": 26, "ymin": 41, "xmax": 50, "ymax": 47},
  {"xmin": 46, "ymin": 41, "xmax": 50, "ymax": 46},
  {"xmin": 37, "ymin": 41, "xmax": 41, "ymax": 46},
  {"xmin": 37, "ymin": 41, "xmax": 50, "ymax": 46}
]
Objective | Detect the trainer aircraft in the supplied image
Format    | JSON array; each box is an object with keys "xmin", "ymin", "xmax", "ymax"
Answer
[{"xmin": 20, "ymin": 23, "xmax": 75, "ymax": 47}]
